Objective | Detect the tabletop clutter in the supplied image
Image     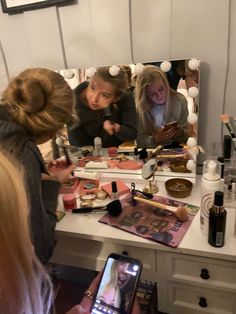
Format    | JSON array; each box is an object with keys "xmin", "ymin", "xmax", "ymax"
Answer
[{"xmin": 58, "ymin": 143, "xmax": 202, "ymax": 248}]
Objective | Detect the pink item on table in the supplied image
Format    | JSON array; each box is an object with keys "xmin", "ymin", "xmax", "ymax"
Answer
[
  {"xmin": 101, "ymin": 180, "xmax": 130, "ymax": 198},
  {"xmin": 62, "ymin": 194, "xmax": 77, "ymax": 211},
  {"xmin": 117, "ymin": 160, "xmax": 142, "ymax": 170},
  {"xmin": 108, "ymin": 146, "xmax": 118, "ymax": 157}
]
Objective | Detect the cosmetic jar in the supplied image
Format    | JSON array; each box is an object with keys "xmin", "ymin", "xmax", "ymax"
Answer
[{"xmin": 62, "ymin": 194, "xmax": 77, "ymax": 211}]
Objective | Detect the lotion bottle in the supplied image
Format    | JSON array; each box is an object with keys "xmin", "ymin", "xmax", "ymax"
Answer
[
  {"xmin": 208, "ymin": 191, "xmax": 227, "ymax": 247},
  {"xmin": 200, "ymin": 160, "xmax": 222, "ymax": 235}
]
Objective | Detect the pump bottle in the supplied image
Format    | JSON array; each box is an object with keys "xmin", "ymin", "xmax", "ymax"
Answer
[
  {"xmin": 208, "ymin": 191, "xmax": 227, "ymax": 247},
  {"xmin": 200, "ymin": 160, "xmax": 222, "ymax": 235}
]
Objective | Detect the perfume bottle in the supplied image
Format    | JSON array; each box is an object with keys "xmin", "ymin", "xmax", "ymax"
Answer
[{"xmin": 208, "ymin": 191, "xmax": 227, "ymax": 248}]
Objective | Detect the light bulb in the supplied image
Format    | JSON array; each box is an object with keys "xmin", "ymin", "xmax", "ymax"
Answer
[
  {"xmin": 186, "ymin": 160, "xmax": 196, "ymax": 171},
  {"xmin": 187, "ymin": 113, "xmax": 198, "ymax": 124},
  {"xmin": 160, "ymin": 60, "xmax": 172, "ymax": 72},
  {"xmin": 64, "ymin": 69, "xmax": 74, "ymax": 79},
  {"xmin": 187, "ymin": 137, "xmax": 197, "ymax": 147},
  {"xmin": 109, "ymin": 65, "xmax": 120, "ymax": 76},
  {"xmin": 188, "ymin": 58, "xmax": 200, "ymax": 70},
  {"xmin": 87, "ymin": 67, "xmax": 96, "ymax": 77},
  {"xmin": 188, "ymin": 86, "xmax": 199, "ymax": 98},
  {"xmin": 134, "ymin": 63, "xmax": 144, "ymax": 74}
]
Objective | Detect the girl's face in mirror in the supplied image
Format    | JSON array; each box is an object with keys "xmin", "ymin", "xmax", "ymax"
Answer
[
  {"xmin": 146, "ymin": 80, "xmax": 167, "ymax": 105},
  {"xmin": 86, "ymin": 76, "xmax": 117, "ymax": 110}
]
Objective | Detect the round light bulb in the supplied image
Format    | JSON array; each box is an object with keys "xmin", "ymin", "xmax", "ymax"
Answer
[
  {"xmin": 87, "ymin": 67, "xmax": 96, "ymax": 77},
  {"xmin": 64, "ymin": 69, "xmax": 74, "ymax": 79},
  {"xmin": 134, "ymin": 63, "xmax": 144, "ymax": 74},
  {"xmin": 109, "ymin": 65, "xmax": 120, "ymax": 76},
  {"xmin": 188, "ymin": 86, "xmax": 199, "ymax": 98},
  {"xmin": 188, "ymin": 58, "xmax": 200, "ymax": 70},
  {"xmin": 186, "ymin": 160, "xmax": 196, "ymax": 171},
  {"xmin": 160, "ymin": 60, "xmax": 172, "ymax": 72},
  {"xmin": 187, "ymin": 113, "xmax": 198, "ymax": 124},
  {"xmin": 187, "ymin": 137, "xmax": 197, "ymax": 147}
]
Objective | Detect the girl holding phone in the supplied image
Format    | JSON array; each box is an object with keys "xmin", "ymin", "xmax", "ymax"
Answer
[{"xmin": 135, "ymin": 65, "xmax": 189, "ymax": 148}]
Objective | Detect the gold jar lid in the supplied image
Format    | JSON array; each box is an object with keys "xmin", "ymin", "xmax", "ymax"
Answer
[
  {"xmin": 96, "ymin": 190, "xmax": 108, "ymax": 200},
  {"xmin": 80, "ymin": 200, "xmax": 93, "ymax": 208}
]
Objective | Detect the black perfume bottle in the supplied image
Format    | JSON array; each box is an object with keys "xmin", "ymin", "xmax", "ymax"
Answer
[{"xmin": 208, "ymin": 191, "xmax": 227, "ymax": 247}]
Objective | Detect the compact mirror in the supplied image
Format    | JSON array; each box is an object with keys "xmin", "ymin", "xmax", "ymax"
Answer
[
  {"xmin": 141, "ymin": 158, "xmax": 159, "ymax": 194},
  {"xmin": 58, "ymin": 58, "xmax": 199, "ymax": 179}
]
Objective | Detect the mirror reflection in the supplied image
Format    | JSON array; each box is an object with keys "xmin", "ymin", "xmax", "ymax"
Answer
[{"xmin": 56, "ymin": 58, "xmax": 200, "ymax": 177}]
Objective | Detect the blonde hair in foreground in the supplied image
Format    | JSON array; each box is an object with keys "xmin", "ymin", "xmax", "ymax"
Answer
[{"xmin": 0, "ymin": 150, "xmax": 53, "ymax": 314}]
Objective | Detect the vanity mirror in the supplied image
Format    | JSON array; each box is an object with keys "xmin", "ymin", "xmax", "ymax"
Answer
[{"xmin": 58, "ymin": 58, "xmax": 200, "ymax": 179}]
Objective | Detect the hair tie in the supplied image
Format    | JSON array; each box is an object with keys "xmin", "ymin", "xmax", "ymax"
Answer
[{"xmin": 8, "ymin": 102, "xmax": 19, "ymax": 112}]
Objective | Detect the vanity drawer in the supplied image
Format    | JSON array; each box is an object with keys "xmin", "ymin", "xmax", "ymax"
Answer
[
  {"xmin": 168, "ymin": 283, "xmax": 236, "ymax": 314},
  {"xmin": 51, "ymin": 235, "xmax": 156, "ymax": 277},
  {"xmin": 167, "ymin": 253, "xmax": 236, "ymax": 292}
]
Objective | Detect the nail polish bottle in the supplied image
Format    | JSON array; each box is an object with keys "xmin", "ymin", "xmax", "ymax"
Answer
[
  {"xmin": 208, "ymin": 191, "xmax": 227, "ymax": 247},
  {"xmin": 111, "ymin": 181, "xmax": 119, "ymax": 200}
]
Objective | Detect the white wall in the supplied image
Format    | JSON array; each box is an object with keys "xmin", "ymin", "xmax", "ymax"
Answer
[{"xmin": 0, "ymin": 0, "xmax": 234, "ymax": 160}]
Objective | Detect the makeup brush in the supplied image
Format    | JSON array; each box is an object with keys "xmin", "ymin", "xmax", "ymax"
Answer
[
  {"xmin": 55, "ymin": 137, "xmax": 74, "ymax": 176},
  {"xmin": 72, "ymin": 199, "xmax": 122, "ymax": 217},
  {"xmin": 133, "ymin": 195, "xmax": 188, "ymax": 222},
  {"xmin": 220, "ymin": 114, "xmax": 236, "ymax": 138},
  {"xmin": 220, "ymin": 114, "xmax": 236, "ymax": 152}
]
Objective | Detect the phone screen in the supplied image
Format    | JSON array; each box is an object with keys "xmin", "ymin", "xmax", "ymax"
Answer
[
  {"xmin": 91, "ymin": 253, "xmax": 142, "ymax": 314},
  {"xmin": 163, "ymin": 121, "xmax": 178, "ymax": 130}
]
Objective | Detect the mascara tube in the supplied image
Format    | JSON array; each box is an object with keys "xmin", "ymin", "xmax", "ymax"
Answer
[{"xmin": 62, "ymin": 146, "xmax": 74, "ymax": 176}]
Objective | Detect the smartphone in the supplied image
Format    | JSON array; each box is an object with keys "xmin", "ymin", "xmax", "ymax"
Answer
[
  {"xmin": 91, "ymin": 253, "xmax": 142, "ymax": 314},
  {"xmin": 163, "ymin": 121, "xmax": 178, "ymax": 130}
]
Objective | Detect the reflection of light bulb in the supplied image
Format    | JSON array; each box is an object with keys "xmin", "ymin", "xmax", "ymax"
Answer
[
  {"xmin": 188, "ymin": 86, "xmax": 199, "ymax": 98},
  {"xmin": 186, "ymin": 160, "xmax": 196, "ymax": 171},
  {"xmin": 187, "ymin": 113, "xmax": 198, "ymax": 124},
  {"xmin": 188, "ymin": 58, "xmax": 200, "ymax": 70},
  {"xmin": 87, "ymin": 67, "xmax": 96, "ymax": 77},
  {"xmin": 109, "ymin": 65, "xmax": 120, "ymax": 76},
  {"xmin": 187, "ymin": 137, "xmax": 197, "ymax": 147},
  {"xmin": 160, "ymin": 60, "xmax": 171, "ymax": 72},
  {"xmin": 64, "ymin": 69, "xmax": 74, "ymax": 79},
  {"xmin": 134, "ymin": 63, "xmax": 144, "ymax": 74}
]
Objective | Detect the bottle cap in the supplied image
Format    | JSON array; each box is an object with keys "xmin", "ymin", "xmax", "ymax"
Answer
[
  {"xmin": 111, "ymin": 181, "xmax": 118, "ymax": 193},
  {"xmin": 203, "ymin": 160, "xmax": 221, "ymax": 181},
  {"xmin": 214, "ymin": 191, "xmax": 224, "ymax": 206}
]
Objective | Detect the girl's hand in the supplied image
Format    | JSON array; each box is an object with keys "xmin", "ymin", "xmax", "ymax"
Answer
[
  {"xmin": 44, "ymin": 160, "xmax": 76, "ymax": 184},
  {"xmin": 103, "ymin": 120, "xmax": 115, "ymax": 135},
  {"xmin": 155, "ymin": 125, "xmax": 177, "ymax": 143},
  {"xmin": 66, "ymin": 271, "xmax": 141, "ymax": 314}
]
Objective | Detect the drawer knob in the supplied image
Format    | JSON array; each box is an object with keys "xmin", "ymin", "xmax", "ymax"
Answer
[
  {"xmin": 122, "ymin": 251, "xmax": 128, "ymax": 256},
  {"xmin": 198, "ymin": 297, "xmax": 208, "ymax": 308},
  {"xmin": 200, "ymin": 268, "xmax": 210, "ymax": 280}
]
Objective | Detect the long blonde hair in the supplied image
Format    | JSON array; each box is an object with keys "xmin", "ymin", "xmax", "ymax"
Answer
[
  {"xmin": 0, "ymin": 150, "xmax": 53, "ymax": 314},
  {"xmin": 1, "ymin": 68, "xmax": 76, "ymax": 139},
  {"xmin": 135, "ymin": 65, "xmax": 173, "ymax": 135}
]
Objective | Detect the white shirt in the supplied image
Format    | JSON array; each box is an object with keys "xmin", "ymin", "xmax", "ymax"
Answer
[{"xmin": 152, "ymin": 105, "xmax": 166, "ymax": 128}]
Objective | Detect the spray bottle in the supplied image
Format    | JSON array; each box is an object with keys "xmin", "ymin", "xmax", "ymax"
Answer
[{"xmin": 200, "ymin": 160, "xmax": 222, "ymax": 235}]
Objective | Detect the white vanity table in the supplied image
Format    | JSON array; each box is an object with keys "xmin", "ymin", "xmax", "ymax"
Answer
[{"xmin": 51, "ymin": 173, "xmax": 236, "ymax": 314}]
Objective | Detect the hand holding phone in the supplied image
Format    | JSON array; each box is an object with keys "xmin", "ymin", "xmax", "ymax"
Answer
[
  {"xmin": 163, "ymin": 121, "xmax": 178, "ymax": 130},
  {"xmin": 91, "ymin": 253, "xmax": 142, "ymax": 314}
]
